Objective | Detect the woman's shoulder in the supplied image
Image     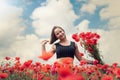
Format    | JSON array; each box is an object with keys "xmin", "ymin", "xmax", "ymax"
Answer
[
  {"xmin": 71, "ymin": 41, "xmax": 75, "ymax": 43},
  {"xmin": 70, "ymin": 41, "xmax": 75, "ymax": 44},
  {"xmin": 70, "ymin": 41, "xmax": 77, "ymax": 48},
  {"xmin": 54, "ymin": 42, "xmax": 59, "ymax": 45}
]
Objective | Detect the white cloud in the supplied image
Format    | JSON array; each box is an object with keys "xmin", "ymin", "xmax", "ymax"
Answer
[
  {"xmin": 80, "ymin": 3, "xmax": 96, "ymax": 14},
  {"xmin": 90, "ymin": 0, "xmax": 120, "ymax": 29},
  {"xmin": 94, "ymin": 0, "xmax": 120, "ymax": 65},
  {"xmin": 4, "ymin": 33, "xmax": 56, "ymax": 64},
  {"xmin": 76, "ymin": 20, "xmax": 90, "ymax": 32},
  {"xmin": 108, "ymin": 17, "xmax": 120, "ymax": 30},
  {"xmin": 0, "ymin": 2, "xmax": 24, "ymax": 48},
  {"xmin": 77, "ymin": 0, "xmax": 120, "ymax": 65},
  {"xmin": 9, "ymin": 34, "xmax": 42, "ymax": 63},
  {"xmin": 97, "ymin": 29, "xmax": 120, "ymax": 65},
  {"xmin": 0, "ymin": 1, "xmax": 26, "ymax": 61},
  {"xmin": 31, "ymin": 0, "xmax": 78, "ymax": 37},
  {"xmin": 23, "ymin": 0, "xmax": 33, "ymax": 5},
  {"xmin": 0, "ymin": 0, "xmax": 78, "ymax": 64}
]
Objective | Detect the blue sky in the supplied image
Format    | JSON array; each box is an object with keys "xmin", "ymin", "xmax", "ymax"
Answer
[{"xmin": 0, "ymin": 0, "xmax": 120, "ymax": 65}]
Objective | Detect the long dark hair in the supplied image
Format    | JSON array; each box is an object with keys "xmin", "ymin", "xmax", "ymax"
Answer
[{"xmin": 50, "ymin": 26, "xmax": 65, "ymax": 44}]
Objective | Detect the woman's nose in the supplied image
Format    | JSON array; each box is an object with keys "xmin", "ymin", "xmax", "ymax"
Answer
[{"xmin": 59, "ymin": 33, "xmax": 63, "ymax": 36}]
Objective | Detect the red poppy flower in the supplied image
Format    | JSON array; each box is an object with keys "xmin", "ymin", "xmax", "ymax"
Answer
[
  {"xmin": 72, "ymin": 33, "xmax": 80, "ymax": 42},
  {"xmin": 61, "ymin": 74, "xmax": 84, "ymax": 80},
  {"xmin": 0, "ymin": 73, "xmax": 8, "ymax": 79},
  {"xmin": 80, "ymin": 60, "xmax": 87, "ymax": 66},
  {"xmin": 23, "ymin": 60, "xmax": 32, "ymax": 67},
  {"xmin": 93, "ymin": 60, "xmax": 99, "ymax": 65},
  {"xmin": 112, "ymin": 62, "xmax": 118, "ymax": 68},
  {"xmin": 79, "ymin": 32, "xmax": 85, "ymax": 40},
  {"xmin": 39, "ymin": 52, "xmax": 53, "ymax": 60},
  {"xmin": 79, "ymin": 52, "xmax": 84, "ymax": 57},
  {"xmin": 114, "ymin": 68, "xmax": 120, "ymax": 76},
  {"xmin": 15, "ymin": 57, "xmax": 20, "ymax": 61},
  {"xmin": 5, "ymin": 56, "xmax": 10, "ymax": 60},
  {"xmin": 57, "ymin": 66, "xmax": 72, "ymax": 78},
  {"xmin": 101, "ymin": 74, "xmax": 113, "ymax": 80}
]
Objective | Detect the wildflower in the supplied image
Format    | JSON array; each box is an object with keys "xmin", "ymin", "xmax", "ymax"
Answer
[
  {"xmin": 38, "ymin": 74, "xmax": 44, "ymax": 80},
  {"xmin": 35, "ymin": 62, "xmax": 41, "ymax": 66},
  {"xmin": 114, "ymin": 68, "xmax": 120, "ymax": 79},
  {"xmin": 0, "ymin": 73, "xmax": 8, "ymax": 79},
  {"xmin": 61, "ymin": 74, "xmax": 84, "ymax": 80},
  {"xmin": 57, "ymin": 66, "xmax": 72, "ymax": 78},
  {"xmin": 15, "ymin": 57, "xmax": 20, "ymax": 61},
  {"xmin": 5, "ymin": 56, "xmax": 10, "ymax": 60},
  {"xmin": 44, "ymin": 76, "xmax": 51, "ymax": 80},
  {"xmin": 79, "ymin": 32, "xmax": 85, "ymax": 40},
  {"xmin": 39, "ymin": 52, "xmax": 53, "ymax": 60},
  {"xmin": 51, "ymin": 65, "xmax": 57, "ymax": 75},
  {"xmin": 93, "ymin": 60, "xmax": 99, "ymax": 65},
  {"xmin": 112, "ymin": 62, "xmax": 118, "ymax": 68},
  {"xmin": 80, "ymin": 60, "xmax": 87, "ymax": 66},
  {"xmin": 79, "ymin": 52, "xmax": 84, "ymax": 57},
  {"xmin": 101, "ymin": 74, "xmax": 113, "ymax": 80},
  {"xmin": 23, "ymin": 60, "xmax": 32, "ymax": 68},
  {"xmin": 72, "ymin": 33, "xmax": 80, "ymax": 42},
  {"xmin": 72, "ymin": 32, "xmax": 104, "ymax": 64}
]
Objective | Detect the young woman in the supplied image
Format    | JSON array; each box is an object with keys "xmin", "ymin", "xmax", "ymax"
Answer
[{"xmin": 41, "ymin": 26, "xmax": 93, "ymax": 64}]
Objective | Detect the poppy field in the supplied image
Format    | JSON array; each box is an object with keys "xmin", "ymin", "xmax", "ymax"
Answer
[{"xmin": 0, "ymin": 57, "xmax": 120, "ymax": 80}]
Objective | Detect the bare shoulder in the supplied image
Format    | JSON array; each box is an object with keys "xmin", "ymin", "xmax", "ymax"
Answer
[{"xmin": 73, "ymin": 42, "xmax": 78, "ymax": 49}]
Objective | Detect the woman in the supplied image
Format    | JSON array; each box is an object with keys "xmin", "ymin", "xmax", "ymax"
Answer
[{"xmin": 41, "ymin": 26, "xmax": 93, "ymax": 65}]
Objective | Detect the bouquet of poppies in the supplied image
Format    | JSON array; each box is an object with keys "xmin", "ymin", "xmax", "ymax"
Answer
[{"xmin": 72, "ymin": 32, "xmax": 104, "ymax": 64}]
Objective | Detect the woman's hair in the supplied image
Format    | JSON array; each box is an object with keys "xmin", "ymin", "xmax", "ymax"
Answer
[{"xmin": 50, "ymin": 26, "xmax": 65, "ymax": 44}]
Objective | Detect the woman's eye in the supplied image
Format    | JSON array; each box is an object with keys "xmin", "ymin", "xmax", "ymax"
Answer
[{"xmin": 59, "ymin": 31, "xmax": 62, "ymax": 33}]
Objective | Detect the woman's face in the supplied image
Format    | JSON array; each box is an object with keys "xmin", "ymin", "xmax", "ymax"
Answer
[{"xmin": 54, "ymin": 28, "xmax": 66, "ymax": 40}]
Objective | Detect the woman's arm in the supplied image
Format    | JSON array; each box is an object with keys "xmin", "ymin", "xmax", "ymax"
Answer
[
  {"xmin": 74, "ymin": 43, "xmax": 82, "ymax": 61},
  {"xmin": 40, "ymin": 40, "xmax": 56, "ymax": 60},
  {"xmin": 75, "ymin": 43, "xmax": 93, "ymax": 64}
]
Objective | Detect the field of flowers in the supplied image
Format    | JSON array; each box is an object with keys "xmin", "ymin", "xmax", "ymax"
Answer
[
  {"xmin": 0, "ymin": 32, "xmax": 120, "ymax": 80},
  {"xmin": 0, "ymin": 57, "xmax": 120, "ymax": 80}
]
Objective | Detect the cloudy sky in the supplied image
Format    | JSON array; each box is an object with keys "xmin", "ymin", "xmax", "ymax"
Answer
[{"xmin": 0, "ymin": 0, "xmax": 120, "ymax": 65}]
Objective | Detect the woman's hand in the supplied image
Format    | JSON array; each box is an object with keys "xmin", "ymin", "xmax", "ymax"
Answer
[{"xmin": 41, "ymin": 40, "xmax": 49, "ymax": 46}]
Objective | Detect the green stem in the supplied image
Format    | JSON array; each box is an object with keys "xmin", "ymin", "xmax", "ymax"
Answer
[{"xmin": 91, "ymin": 45, "xmax": 104, "ymax": 64}]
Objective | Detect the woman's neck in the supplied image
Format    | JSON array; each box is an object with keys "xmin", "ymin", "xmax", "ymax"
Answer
[{"xmin": 60, "ymin": 39, "xmax": 68, "ymax": 43}]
